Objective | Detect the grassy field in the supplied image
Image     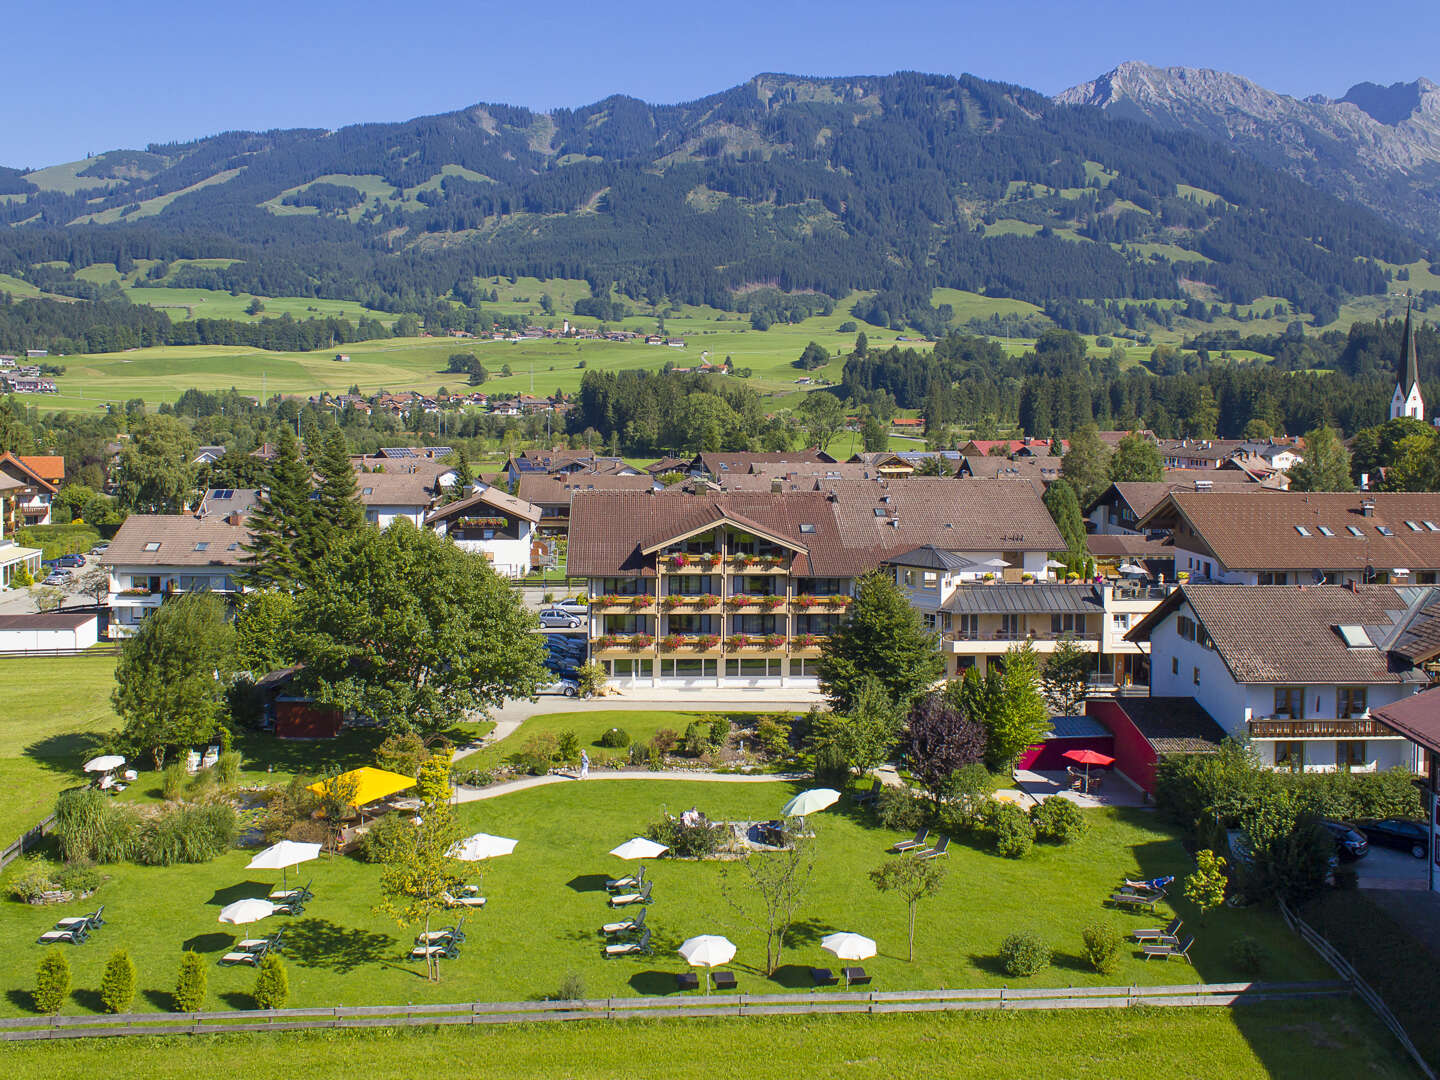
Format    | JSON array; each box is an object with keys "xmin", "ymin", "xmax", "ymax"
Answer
[
  {"xmin": 474, "ymin": 709, "xmax": 789, "ymax": 769},
  {"xmin": 0, "ymin": 1003, "xmax": 1420, "ymax": 1079},
  {"xmin": 1, "ymin": 777, "xmax": 1332, "ymax": 1016}
]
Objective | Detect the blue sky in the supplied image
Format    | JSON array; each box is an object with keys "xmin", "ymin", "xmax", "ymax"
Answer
[{"xmin": 5, "ymin": 0, "xmax": 1438, "ymax": 167}]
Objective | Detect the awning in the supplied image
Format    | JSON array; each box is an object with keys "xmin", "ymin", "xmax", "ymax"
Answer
[{"xmin": 308, "ymin": 766, "xmax": 415, "ymax": 808}]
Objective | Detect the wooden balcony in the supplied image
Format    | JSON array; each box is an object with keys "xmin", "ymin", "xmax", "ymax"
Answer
[
  {"xmin": 1247, "ymin": 718, "xmax": 1401, "ymax": 739},
  {"xmin": 589, "ymin": 596, "xmax": 655, "ymax": 615},
  {"xmin": 660, "ymin": 554, "xmax": 724, "ymax": 574},
  {"xmin": 660, "ymin": 596, "xmax": 724, "ymax": 614},
  {"xmin": 729, "ymin": 556, "xmax": 790, "ymax": 574}
]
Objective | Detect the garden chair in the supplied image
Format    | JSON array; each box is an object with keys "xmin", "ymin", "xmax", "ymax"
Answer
[
  {"xmin": 36, "ymin": 926, "xmax": 88, "ymax": 945},
  {"xmin": 415, "ymin": 915, "xmax": 466, "ymax": 947},
  {"xmin": 842, "ymin": 967, "xmax": 871, "ymax": 987},
  {"xmin": 219, "ymin": 931, "xmax": 282, "ymax": 966},
  {"xmin": 1132, "ymin": 917, "xmax": 1182, "ymax": 944},
  {"xmin": 410, "ymin": 940, "xmax": 461, "ymax": 962},
  {"xmin": 606, "ymin": 865, "xmax": 645, "ymax": 893},
  {"xmin": 915, "ymin": 836, "xmax": 950, "ymax": 860},
  {"xmin": 273, "ymin": 895, "xmax": 306, "ymax": 917},
  {"xmin": 891, "ymin": 829, "xmax": 928, "ymax": 853},
  {"xmin": 675, "ymin": 972, "xmax": 700, "ymax": 992},
  {"xmin": 810, "ymin": 967, "xmax": 838, "ymax": 986},
  {"xmin": 853, "ymin": 779, "xmax": 882, "ymax": 806},
  {"xmin": 601, "ymin": 907, "xmax": 646, "ymax": 938},
  {"xmin": 441, "ymin": 890, "xmax": 487, "ymax": 909},
  {"xmin": 54, "ymin": 905, "xmax": 104, "ymax": 932},
  {"xmin": 1142, "ymin": 935, "xmax": 1194, "ymax": 962},
  {"xmin": 712, "ymin": 970, "xmax": 737, "ymax": 991},
  {"xmin": 603, "ymin": 928, "xmax": 652, "ymax": 958},
  {"xmin": 269, "ymin": 879, "xmax": 313, "ymax": 905},
  {"xmin": 609, "ymin": 882, "xmax": 652, "ymax": 908},
  {"xmin": 1109, "ymin": 892, "xmax": 1160, "ymax": 911}
]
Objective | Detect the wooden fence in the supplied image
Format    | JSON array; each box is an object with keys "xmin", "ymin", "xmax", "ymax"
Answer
[
  {"xmin": 1279, "ymin": 898, "xmax": 1435, "ymax": 1080},
  {"xmin": 0, "ymin": 980, "xmax": 1348, "ymax": 1042},
  {"xmin": 0, "ymin": 814, "xmax": 56, "ymax": 871}
]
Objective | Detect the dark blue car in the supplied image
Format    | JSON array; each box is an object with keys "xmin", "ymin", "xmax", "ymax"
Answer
[{"xmin": 1356, "ymin": 818, "xmax": 1429, "ymax": 860}]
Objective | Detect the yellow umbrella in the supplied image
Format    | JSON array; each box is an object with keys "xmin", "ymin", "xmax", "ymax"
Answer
[{"xmin": 307, "ymin": 766, "xmax": 415, "ymax": 809}]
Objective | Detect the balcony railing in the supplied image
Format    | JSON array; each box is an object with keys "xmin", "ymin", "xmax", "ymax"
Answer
[
  {"xmin": 662, "ymin": 552, "xmax": 724, "ymax": 572},
  {"xmin": 1247, "ymin": 718, "xmax": 1399, "ymax": 739}
]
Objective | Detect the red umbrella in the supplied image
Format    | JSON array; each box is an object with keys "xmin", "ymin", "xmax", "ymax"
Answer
[{"xmin": 1062, "ymin": 748, "xmax": 1115, "ymax": 788}]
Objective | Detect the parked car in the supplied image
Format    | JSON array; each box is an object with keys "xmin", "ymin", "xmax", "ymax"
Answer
[
  {"xmin": 42, "ymin": 572, "xmax": 71, "ymax": 587},
  {"xmin": 1321, "ymin": 820, "xmax": 1369, "ymax": 860},
  {"xmin": 88, "ymin": 542, "xmax": 109, "ymax": 555},
  {"xmin": 557, "ymin": 600, "xmax": 588, "ymax": 616},
  {"xmin": 547, "ymin": 637, "xmax": 587, "ymax": 655},
  {"xmin": 1355, "ymin": 818, "xmax": 1429, "ymax": 860},
  {"xmin": 537, "ymin": 677, "xmax": 579, "ymax": 697},
  {"xmin": 56, "ymin": 553, "xmax": 86, "ymax": 568},
  {"xmin": 537, "ymin": 608, "xmax": 584, "ymax": 629}
]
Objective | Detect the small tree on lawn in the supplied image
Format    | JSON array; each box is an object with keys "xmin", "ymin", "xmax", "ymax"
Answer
[
  {"xmin": 805, "ymin": 676, "xmax": 903, "ymax": 778},
  {"xmin": 34, "ymin": 950, "xmax": 70, "ymax": 1014},
  {"xmin": 1040, "ymin": 638, "xmax": 1092, "ymax": 715},
  {"xmin": 970, "ymin": 643, "xmax": 1050, "ymax": 773},
  {"xmin": 719, "ymin": 830, "xmax": 817, "ymax": 974},
  {"xmin": 901, "ymin": 691, "xmax": 987, "ymax": 795},
  {"xmin": 253, "ymin": 953, "xmax": 288, "ymax": 1009},
  {"xmin": 173, "ymin": 951, "xmax": 207, "ymax": 1012},
  {"xmin": 100, "ymin": 948, "xmax": 136, "ymax": 1013},
  {"xmin": 415, "ymin": 752, "xmax": 453, "ymax": 808},
  {"xmin": 818, "ymin": 571, "xmax": 943, "ymax": 715},
  {"xmin": 112, "ymin": 592, "xmax": 235, "ymax": 768},
  {"xmin": 377, "ymin": 802, "xmax": 465, "ymax": 982},
  {"xmin": 1184, "ymin": 849, "xmax": 1228, "ymax": 923},
  {"xmin": 870, "ymin": 856, "xmax": 947, "ymax": 961}
]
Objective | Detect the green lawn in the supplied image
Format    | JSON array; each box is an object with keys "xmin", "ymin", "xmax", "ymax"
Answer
[
  {"xmin": 475, "ymin": 709, "xmax": 787, "ymax": 768},
  {"xmin": 0, "ymin": 1003, "xmax": 1420, "ymax": 1079},
  {"xmin": 1, "ymin": 780, "xmax": 1333, "ymax": 1018}
]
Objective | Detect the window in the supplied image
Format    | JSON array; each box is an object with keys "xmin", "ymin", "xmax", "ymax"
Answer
[
  {"xmin": 1273, "ymin": 687, "xmax": 1305, "ymax": 719},
  {"xmin": 1258, "ymin": 572, "xmax": 1287, "ymax": 585},
  {"xmin": 921, "ymin": 571, "xmax": 938, "ymax": 590},
  {"xmin": 1376, "ymin": 525, "xmax": 1395, "ymax": 537},
  {"xmin": 1114, "ymin": 613, "xmax": 1131, "ymax": 630},
  {"xmin": 362, "ymin": 487, "xmax": 374, "ymax": 495},
  {"xmin": 1346, "ymin": 525, "xmax": 1363, "ymax": 537},
  {"xmin": 1193, "ymin": 666, "xmax": 1200, "ymax": 686},
  {"xmin": 1050, "ymin": 613, "xmax": 1087, "ymax": 636},
  {"xmin": 143, "ymin": 542, "xmax": 161, "ymax": 552},
  {"xmin": 1337, "ymin": 686, "xmax": 1368, "ymax": 719},
  {"xmin": 1176, "ymin": 615, "xmax": 1197, "ymax": 641},
  {"xmin": 921, "ymin": 613, "xmax": 937, "ymax": 631},
  {"xmin": 1317, "ymin": 526, "xmax": 1334, "ymax": 537},
  {"xmin": 1406, "ymin": 521, "xmax": 1423, "ymax": 532},
  {"xmin": 1274, "ymin": 742, "xmax": 1305, "ymax": 773},
  {"xmin": 955, "ymin": 614, "xmax": 979, "ymax": 640},
  {"xmin": 900, "ymin": 568, "xmax": 918, "ymax": 588},
  {"xmin": 1426, "ymin": 521, "xmax": 1440, "ymax": 532},
  {"xmin": 1295, "ymin": 525, "xmax": 1310, "ymax": 537},
  {"xmin": 798, "ymin": 524, "xmax": 816, "ymax": 534},
  {"xmin": 1338, "ymin": 741, "xmax": 1367, "ymax": 770},
  {"xmin": 999, "ymin": 614, "xmax": 1022, "ymax": 639},
  {"xmin": 1171, "ymin": 657, "xmax": 1179, "ymax": 675},
  {"xmin": 194, "ymin": 542, "xmax": 208, "ymax": 552}
]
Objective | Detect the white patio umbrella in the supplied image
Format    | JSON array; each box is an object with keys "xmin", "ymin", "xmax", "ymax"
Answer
[
  {"xmin": 218, "ymin": 898, "xmax": 276, "ymax": 925},
  {"xmin": 1044, "ymin": 559, "xmax": 1067, "ymax": 569},
  {"xmin": 83, "ymin": 754, "xmax": 125, "ymax": 773},
  {"xmin": 781, "ymin": 788, "xmax": 840, "ymax": 818},
  {"xmin": 980, "ymin": 557, "xmax": 1010, "ymax": 569},
  {"xmin": 247, "ymin": 840, "xmax": 322, "ymax": 892},
  {"xmin": 449, "ymin": 832, "xmax": 518, "ymax": 861},
  {"xmin": 678, "ymin": 934, "xmax": 736, "ymax": 993},
  {"xmin": 1117, "ymin": 561, "xmax": 1148, "ymax": 576},
  {"xmin": 609, "ymin": 837, "xmax": 668, "ymax": 861},
  {"xmin": 821, "ymin": 931, "xmax": 877, "ymax": 986}
]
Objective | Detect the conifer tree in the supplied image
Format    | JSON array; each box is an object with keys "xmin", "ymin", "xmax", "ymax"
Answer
[
  {"xmin": 240, "ymin": 428, "xmax": 311, "ymax": 590},
  {"xmin": 312, "ymin": 427, "xmax": 364, "ymax": 551}
]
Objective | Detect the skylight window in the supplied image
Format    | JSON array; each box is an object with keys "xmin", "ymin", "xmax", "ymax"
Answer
[
  {"xmin": 799, "ymin": 524, "xmax": 816, "ymax": 534},
  {"xmin": 1317, "ymin": 526, "xmax": 1334, "ymax": 537},
  {"xmin": 194, "ymin": 542, "xmax": 209, "ymax": 552},
  {"xmin": 1346, "ymin": 526, "xmax": 1364, "ymax": 537},
  {"xmin": 143, "ymin": 542, "xmax": 160, "ymax": 552},
  {"xmin": 1337, "ymin": 624, "xmax": 1372, "ymax": 648},
  {"xmin": 227, "ymin": 543, "xmax": 239, "ymax": 551},
  {"xmin": 1406, "ymin": 521, "xmax": 1423, "ymax": 532},
  {"xmin": 873, "ymin": 508, "xmax": 887, "ymax": 517},
  {"xmin": 1377, "ymin": 525, "xmax": 1395, "ymax": 537},
  {"xmin": 1427, "ymin": 522, "xmax": 1440, "ymax": 532},
  {"xmin": 1295, "ymin": 525, "xmax": 1310, "ymax": 536},
  {"xmin": 362, "ymin": 487, "xmax": 374, "ymax": 495}
]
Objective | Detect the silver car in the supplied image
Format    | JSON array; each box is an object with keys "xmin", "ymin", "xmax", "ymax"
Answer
[{"xmin": 537, "ymin": 608, "xmax": 584, "ymax": 629}]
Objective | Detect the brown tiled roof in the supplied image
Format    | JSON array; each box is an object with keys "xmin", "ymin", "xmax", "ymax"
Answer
[
  {"xmin": 101, "ymin": 514, "xmax": 251, "ymax": 568},
  {"xmin": 0, "ymin": 613, "xmax": 95, "ymax": 631},
  {"xmin": 694, "ymin": 450, "xmax": 837, "ymax": 475},
  {"xmin": 355, "ymin": 471, "xmax": 442, "ymax": 507},
  {"xmin": 1138, "ymin": 491, "xmax": 1440, "ymax": 572},
  {"xmin": 959, "ymin": 456, "xmax": 1061, "ymax": 483},
  {"xmin": 517, "ymin": 472, "xmax": 658, "ymax": 507},
  {"xmin": 1383, "ymin": 591, "xmax": 1440, "ymax": 665},
  {"xmin": 425, "ymin": 484, "xmax": 541, "ymax": 525},
  {"xmin": 1094, "ymin": 478, "xmax": 1260, "ymax": 520},
  {"xmin": 1111, "ymin": 698, "xmax": 1227, "ymax": 754},
  {"xmin": 17, "ymin": 455, "xmax": 64, "ymax": 484},
  {"xmin": 0, "ymin": 452, "xmax": 58, "ymax": 494},
  {"xmin": 197, "ymin": 488, "xmax": 261, "ymax": 518},
  {"xmin": 1370, "ymin": 686, "xmax": 1440, "ymax": 752},
  {"xmin": 1129, "ymin": 584, "xmax": 1433, "ymax": 685},
  {"xmin": 567, "ymin": 479, "xmax": 1062, "ymax": 578},
  {"xmin": 1086, "ymin": 534, "xmax": 1175, "ymax": 560}
]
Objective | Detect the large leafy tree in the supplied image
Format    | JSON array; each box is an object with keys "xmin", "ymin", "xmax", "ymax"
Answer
[
  {"xmin": 1042, "ymin": 478, "xmax": 1087, "ymax": 556},
  {"xmin": 1108, "ymin": 433, "xmax": 1162, "ymax": 483},
  {"xmin": 233, "ymin": 590, "xmax": 299, "ymax": 674},
  {"xmin": 797, "ymin": 392, "xmax": 846, "ymax": 452},
  {"xmin": 805, "ymin": 675, "xmax": 902, "ymax": 777},
  {"xmin": 900, "ymin": 691, "xmax": 987, "ymax": 794},
  {"xmin": 1040, "ymin": 638, "xmax": 1092, "ymax": 714},
  {"xmin": 116, "ymin": 415, "xmax": 199, "ymax": 513},
  {"xmin": 1288, "ymin": 425, "xmax": 1355, "ymax": 492},
  {"xmin": 294, "ymin": 521, "xmax": 547, "ymax": 736},
  {"xmin": 113, "ymin": 593, "xmax": 235, "ymax": 768},
  {"xmin": 818, "ymin": 570, "xmax": 943, "ymax": 715},
  {"xmin": 1060, "ymin": 424, "xmax": 1112, "ymax": 506},
  {"xmin": 240, "ymin": 428, "xmax": 311, "ymax": 590},
  {"xmin": 1377, "ymin": 434, "xmax": 1438, "ymax": 492},
  {"xmin": 963, "ymin": 643, "xmax": 1050, "ymax": 772}
]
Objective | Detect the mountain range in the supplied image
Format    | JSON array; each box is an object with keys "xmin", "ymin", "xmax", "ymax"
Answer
[
  {"xmin": 0, "ymin": 69, "xmax": 1434, "ymax": 335},
  {"xmin": 1056, "ymin": 61, "xmax": 1440, "ymax": 241}
]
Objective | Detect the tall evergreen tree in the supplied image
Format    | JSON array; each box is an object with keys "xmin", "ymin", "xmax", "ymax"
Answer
[
  {"xmin": 1060, "ymin": 424, "xmax": 1112, "ymax": 506},
  {"xmin": 240, "ymin": 428, "xmax": 311, "ymax": 590},
  {"xmin": 312, "ymin": 427, "xmax": 364, "ymax": 552},
  {"xmin": 1288, "ymin": 425, "xmax": 1356, "ymax": 492},
  {"xmin": 1042, "ymin": 478, "xmax": 1088, "ymax": 556}
]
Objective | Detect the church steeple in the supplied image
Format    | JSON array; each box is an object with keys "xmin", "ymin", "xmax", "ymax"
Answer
[{"xmin": 1390, "ymin": 300, "xmax": 1425, "ymax": 422}]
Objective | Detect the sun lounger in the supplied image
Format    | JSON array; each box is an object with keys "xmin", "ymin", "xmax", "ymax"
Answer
[
  {"xmin": 915, "ymin": 836, "xmax": 950, "ymax": 860},
  {"xmin": 1122, "ymin": 876, "xmax": 1173, "ymax": 893},
  {"xmin": 891, "ymin": 829, "xmax": 928, "ymax": 853},
  {"xmin": 842, "ymin": 967, "xmax": 871, "ymax": 986},
  {"xmin": 605, "ymin": 866, "xmax": 645, "ymax": 893},
  {"xmin": 269, "ymin": 879, "xmax": 313, "ymax": 905},
  {"xmin": 416, "ymin": 915, "xmax": 466, "ymax": 946},
  {"xmin": 221, "ymin": 929, "xmax": 283, "ymax": 965},
  {"xmin": 441, "ymin": 890, "xmax": 487, "ymax": 909},
  {"xmin": 609, "ymin": 882, "xmax": 652, "ymax": 908},
  {"xmin": 1142, "ymin": 935, "xmax": 1194, "ymax": 962},
  {"xmin": 201, "ymin": 745, "xmax": 220, "ymax": 769},
  {"xmin": 853, "ymin": 779, "xmax": 882, "ymax": 806},
  {"xmin": 603, "ymin": 928, "xmax": 652, "ymax": 958},
  {"xmin": 712, "ymin": 970, "xmax": 737, "ymax": 991},
  {"xmin": 1110, "ymin": 891, "xmax": 1160, "ymax": 911},
  {"xmin": 122, "ymin": 769, "xmax": 138, "ymax": 782},
  {"xmin": 36, "ymin": 926, "xmax": 88, "ymax": 945},
  {"xmin": 601, "ymin": 908, "xmax": 646, "ymax": 938},
  {"xmin": 676, "ymin": 971, "xmax": 700, "ymax": 992},
  {"xmin": 810, "ymin": 967, "xmax": 838, "ymax": 986},
  {"xmin": 410, "ymin": 941, "xmax": 460, "ymax": 961},
  {"xmin": 273, "ymin": 897, "xmax": 305, "ymax": 916},
  {"xmin": 54, "ymin": 905, "xmax": 104, "ymax": 932},
  {"xmin": 1132, "ymin": 917, "xmax": 1182, "ymax": 944}
]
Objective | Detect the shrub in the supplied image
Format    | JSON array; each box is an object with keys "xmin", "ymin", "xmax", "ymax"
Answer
[
  {"xmin": 986, "ymin": 802, "xmax": 1034, "ymax": 859},
  {"xmin": 556, "ymin": 730, "xmax": 581, "ymax": 766},
  {"xmin": 453, "ymin": 767, "xmax": 496, "ymax": 788},
  {"xmin": 651, "ymin": 728, "xmax": 679, "ymax": 755},
  {"xmin": 1081, "ymin": 923, "xmax": 1122, "ymax": 974},
  {"xmin": 753, "ymin": 715, "xmax": 793, "ymax": 759},
  {"xmin": 512, "ymin": 733, "xmax": 558, "ymax": 775},
  {"xmin": 34, "ymin": 950, "xmax": 70, "ymax": 1014},
  {"xmin": 627, "ymin": 740, "xmax": 653, "ymax": 767},
  {"xmin": 215, "ymin": 752, "xmax": 241, "ymax": 788},
  {"xmin": 681, "ymin": 721, "xmax": 712, "ymax": 757},
  {"xmin": 877, "ymin": 786, "xmax": 931, "ymax": 832},
  {"xmin": 939, "ymin": 763, "xmax": 994, "ymax": 833},
  {"xmin": 8, "ymin": 856, "xmax": 57, "ymax": 901},
  {"xmin": 358, "ymin": 813, "xmax": 414, "ymax": 864},
  {"xmin": 253, "ymin": 953, "xmax": 288, "ymax": 1010},
  {"xmin": 100, "ymin": 948, "xmax": 136, "ymax": 1013},
  {"xmin": 646, "ymin": 815, "xmax": 721, "ymax": 858},
  {"xmin": 998, "ymin": 932, "xmax": 1051, "ymax": 977},
  {"xmin": 575, "ymin": 660, "xmax": 607, "ymax": 698},
  {"xmin": 707, "ymin": 717, "xmax": 730, "ymax": 748},
  {"xmin": 1030, "ymin": 797, "xmax": 1087, "ymax": 844},
  {"xmin": 599, "ymin": 727, "xmax": 630, "ymax": 748},
  {"xmin": 551, "ymin": 972, "xmax": 586, "ymax": 1001},
  {"xmin": 56, "ymin": 861, "xmax": 102, "ymax": 896},
  {"xmin": 375, "ymin": 731, "xmax": 427, "ymax": 778},
  {"xmin": 134, "ymin": 803, "xmax": 237, "ymax": 866},
  {"xmin": 54, "ymin": 788, "xmax": 135, "ymax": 864},
  {"xmin": 161, "ymin": 762, "xmax": 188, "ymax": 801},
  {"xmin": 174, "ymin": 951, "xmax": 207, "ymax": 1012},
  {"xmin": 1228, "ymin": 935, "xmax": 1266, "ymax": 974}
]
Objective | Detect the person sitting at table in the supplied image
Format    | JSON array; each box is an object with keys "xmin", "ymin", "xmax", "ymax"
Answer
[{"xmin": 681, "ymin": 807, "xmax": 701, "ymax": 827}]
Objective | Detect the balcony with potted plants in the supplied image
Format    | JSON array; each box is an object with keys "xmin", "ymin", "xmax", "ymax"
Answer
[
  {"xmin": 592, "ymin": 632, "xmax": 656, "ymax": 657},
  {"xmin": 726, "ymin": 592, "xmax": 788, "ymax": 612},
  {"xmin": 723, "ymin": 632, "xmax": 790, "ymax": 657},
  {"xmin": 658, "ymin": 632, "xmax": 722, "ymax": 656},
  {"xmin": 589, "ymin": 592, "xmax": 655, "ymax": 614},
  {"xmin": 663, "ymin": 550, "xmax": 723, "ymax": 573},
  {"xmin": 661, "ymin": 592, "xmax": 723, "ymax": 614},
  {"xmin": 728, "ymin": 550, "xmax": 789, "ymax": 574}
]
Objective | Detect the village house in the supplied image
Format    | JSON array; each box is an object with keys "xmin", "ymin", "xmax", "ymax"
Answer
[
  {"xmin": 1085, "ymin": 477, "xmax": 1268, "ymax": 536},
  {"xmin": 1129, "ymin": 583, "xmax": 1437, "ymax": 774},
  {"xmin": 424, "ymin": 485, "xmax": 542, "ymax": 578},
  {"xmin": 0, "ymin": 453, "xmax": 61, "ymax": 526},
  {"xmin": 0, "ymin": 472, "xmax": 44, "ymax": 589}
]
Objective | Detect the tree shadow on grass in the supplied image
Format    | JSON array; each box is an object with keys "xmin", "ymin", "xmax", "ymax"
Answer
[
  {"xmin": 1050, "ymin": 952, "xmax": 1096, "ymax": 975},
  {"xmin": 219, "ymin": 991, "xmax": 255, "ymax": 1011},
  {"xmin": 5, "ymin": 989, "xmax": 35, "ymax": 1013},
  {"xmin": 142, "ymin": 988, "xmax": 175, "ymax": 1011},
  {"xmin": 628, "ymin": 969, "xmax": 684, "ymax": 995},
  {"xmin": 70, "ymin": 988, "xmax": 104, "ymax": 1013},
  {"xmin": 206, "ymin": 881, "xmax": 273, "ymax": 907},
  {"xmin": 783, "ymin": 917, "xmax": 830, "ymax": 949},
  {"xmin": 566, "ymin": 874, "xmax": 609, "ymax": 893},
  {"xmin": 182, "ymin": 932, "xmax": 234, "ymax": 954},
  {"xmin": 22, "ymin": 731, "xmax": 111, "ymax": 780},
  {"xmin": 280, "ymin": 918, "xmax": 395, "ymax": 974},
  {"xmin": 767, "ymin": 963, "xmax": 819, "ymax": 989}
]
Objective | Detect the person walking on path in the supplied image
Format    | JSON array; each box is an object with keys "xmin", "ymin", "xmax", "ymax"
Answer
[{"xmin": 579, "ymin": 750, "xmax": 590, "ymax": 779}]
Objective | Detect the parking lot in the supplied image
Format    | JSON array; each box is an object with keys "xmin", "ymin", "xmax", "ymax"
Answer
[{"xmin": 1354, "ymin": 844, "xmax": 1431, "ymax": 890}]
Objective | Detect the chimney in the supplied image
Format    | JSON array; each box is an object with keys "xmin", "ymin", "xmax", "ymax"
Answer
[
  {"xmin": 226, "ymin": 511, "xmax": 243, "ymax": 526},
  {"xmin": 1361, "ymin": 499, "xmax": 1375, "ymax": 517}
]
